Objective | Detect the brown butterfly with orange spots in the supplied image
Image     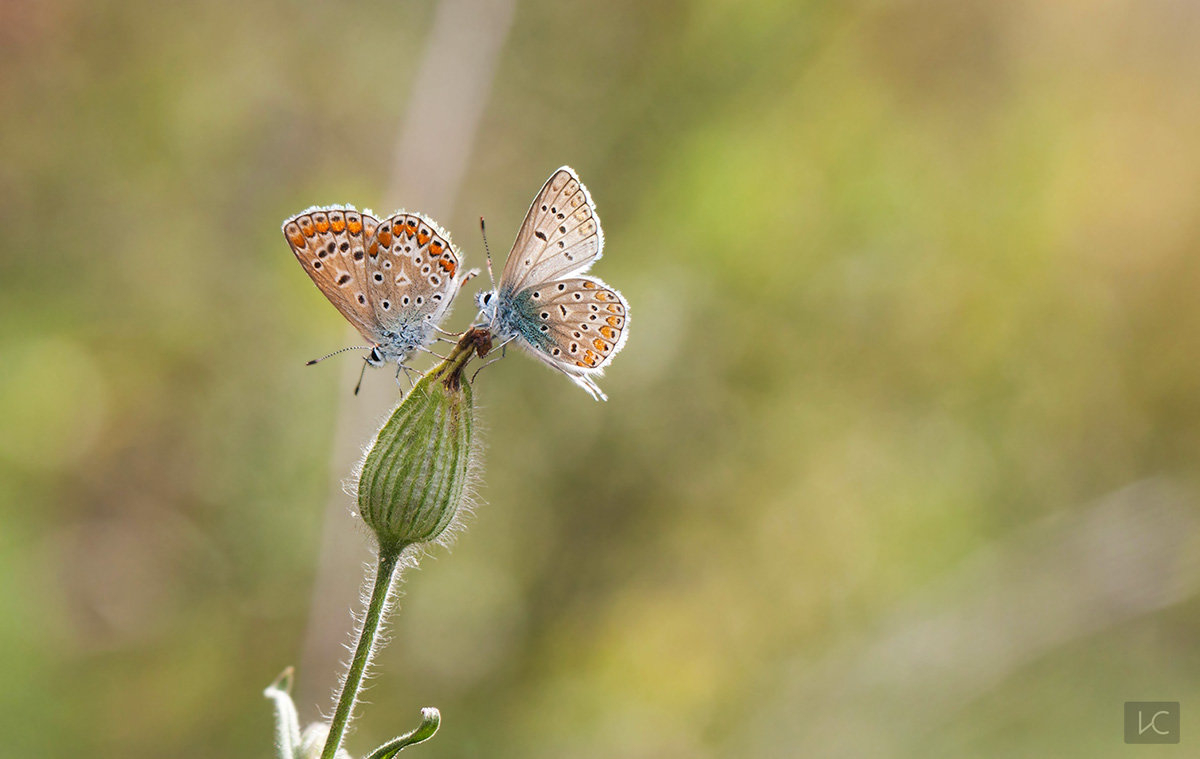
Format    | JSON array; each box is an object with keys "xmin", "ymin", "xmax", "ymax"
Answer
[{"xmin": 282, "ymin": 207, "xmax": 474, "ymax": 383}]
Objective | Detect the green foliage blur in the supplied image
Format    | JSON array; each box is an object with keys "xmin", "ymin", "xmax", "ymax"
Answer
[{"xmin": 3, "ymin": 1, "xmax": 1199, "ymax": 757}]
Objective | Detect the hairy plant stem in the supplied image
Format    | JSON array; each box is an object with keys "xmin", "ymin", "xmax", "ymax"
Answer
[{"xmin": 321, "ymin": 546, "xmax": 404, "ymax": 759}]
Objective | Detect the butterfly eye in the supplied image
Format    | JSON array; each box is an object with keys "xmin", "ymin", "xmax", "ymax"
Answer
[{"xmin": 483, "ymin": 292, "xmax": 492, "ymax": 305}]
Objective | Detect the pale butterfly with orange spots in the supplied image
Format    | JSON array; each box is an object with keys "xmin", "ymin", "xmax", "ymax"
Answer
[
  {"xmin": 475, "ymin": 166, "xmax": 630, "ymax": 401},
  {"xmin": 282, "ymin": 207, "xmax": 472, "ymax": 381}
]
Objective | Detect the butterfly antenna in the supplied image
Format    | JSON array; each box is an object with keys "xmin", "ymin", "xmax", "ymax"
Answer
[
  {"xmin": 353, "ymin": 360, "xmax": 369, "ymax": 396},
  {"xmin": 306, "ymin": 345, "xmax": 370, "ymax": 366},
  {"xmin": 480, "ymin": 216, "xmax": 495, "ymax": 288}
]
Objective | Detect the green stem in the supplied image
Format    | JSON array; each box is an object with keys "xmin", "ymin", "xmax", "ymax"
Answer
[{"xmin": 321, "ymin": 547, "xmax": 403, "ymax": 759}]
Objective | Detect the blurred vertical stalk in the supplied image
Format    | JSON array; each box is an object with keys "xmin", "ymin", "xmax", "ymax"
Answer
[{"xmin": 299, "ymin": 0, "xmax": 516, "ymax": 710}]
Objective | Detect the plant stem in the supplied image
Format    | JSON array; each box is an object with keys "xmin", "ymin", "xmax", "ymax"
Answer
[{"xmin": 321, "ymin": 547, "xmax": 403, "ymax": 759}]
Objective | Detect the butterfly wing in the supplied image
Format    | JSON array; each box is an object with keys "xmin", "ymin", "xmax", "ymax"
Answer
[
  {"xmin": 283, "ymin": 207, "xmax": 382, "ymax": 343},
  {"xmin": 499, "ymin": 166, "xmax": 604, "ymax": 293},
  {"xmin": 506, "ymin": 276, "xmax": 629, "ymax": 401},
  {"xmin": 362, "ymin": 212, "xmax": 464, "ymax": 338}
]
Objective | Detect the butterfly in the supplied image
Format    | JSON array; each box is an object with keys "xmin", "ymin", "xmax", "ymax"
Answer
[
  {"xmin": 282, "ymin": 207, "xmax": 471, "ymax": 380},
  {"xmin": 475, "ymin": 167, "xmax": 629, "ymax": 401}
]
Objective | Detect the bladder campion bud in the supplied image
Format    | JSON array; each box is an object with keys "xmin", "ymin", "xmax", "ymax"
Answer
[
  {"xmin": 298, "ymin": 723, "xmax": 351, "ymax": 759},
  {"xmin": 356, "ymin": 328, "xmax": 492, "ymax": 553}
]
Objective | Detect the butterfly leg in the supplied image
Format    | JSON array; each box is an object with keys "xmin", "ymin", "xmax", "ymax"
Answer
[
  {"xmin": 469, "ymin": 336, "xmax": 515, "ymax": 383},
  {"xmin": 392, "ymin": 364, "xmax": 420, "ymax": 398},
  {"xmin": 399, "ymin": 363, "xmax": 421, "ymax": 387},
  {"xmin": 417, "ymin": 346, "xmax": 451, "ymax": 361},
  {"xmin": 470, "ymin": 354, "xmax": 506, "ymax": 383},
  {"xmin": 392, "ymin": 365, "xmax": 406, "ymax": 398},
  {"xmin": 432, "ymin": 322, "xmax": 466, "ymax": 345}
]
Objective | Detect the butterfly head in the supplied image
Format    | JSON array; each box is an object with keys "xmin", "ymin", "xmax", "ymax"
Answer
[
  {"xmin": 475, "ymin": 289, "xmax": 498, "ymax": 322},
  {"xmin": 366, "ymin": 345, "xmax": 386, "ymax": 367}
]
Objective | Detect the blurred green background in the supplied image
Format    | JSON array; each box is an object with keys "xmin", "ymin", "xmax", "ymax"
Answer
[{"xmin": 3, "ymin": 0, "xmax": 1200, "ymax": 757}]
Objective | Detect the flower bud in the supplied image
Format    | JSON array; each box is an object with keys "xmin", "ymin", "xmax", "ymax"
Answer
[
  {"xmin": 356, "ymin": 328, "xmax": 492, "ymax": 553},
  {"xmin": 298, "ymin": 723, "xmax": 352, "ymax": 759}
]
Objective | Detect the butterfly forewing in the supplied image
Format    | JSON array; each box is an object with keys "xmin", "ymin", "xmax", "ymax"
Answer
[
  {"xmin": 283, "ymin": 207, "xmax": 381, "ymax": 342},
  {"xmin": 364, "ymin": 212, "xmax": 462, "ymax": 330},
  {"xmin": 516, "ymin": 276, "xmax": 629, "ymax": 373},
  {"xmin": 502, "ymin": 166, "xmax": 604, "ymax": 293}
]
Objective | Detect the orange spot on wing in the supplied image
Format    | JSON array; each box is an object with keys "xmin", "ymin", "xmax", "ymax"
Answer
[
  {"xmin": 330, "ymin": 218, "xmax": 346, "ymax": 233},
  {"xmin": 606, "ymin": 315, "xmax": 622, "ymax": 326},
  {"xmin": 300, "ymin": 220, "xmax": 315, "ymax": 237},
  {"xmin": 600, "ymin": 326, "xmax": 616, "ymax": 339},
  {"xmin": 405, "ymin": 222, "xmax": 418, "ymax": 236},
  {"xmin": 595, "ymin": 291, "xmax": 611, "ymax": 301},
  {"xmin": 575, "ymin": 360, "xmax": 587, "ymax": 367},
  {"xmin": 606, "ymin": 305, "xmax": 621, "ymax": 313},
  {"xmin": 377, "ymin": 229, "xmax": 393, "ymax": 247},
  {"xmin": 347, "ymin": 218, "xmax": 363, "ymax": 235},
  {"xmin": 582, "ymin": 280, "xmax": 596, "ymax": 289},
  {"xmin": 417, "ymin": 232, "xmax": 430, "ymax": 247},
  {"xmin": 368, "ymin": 241, "xmax": 379, "ymax": 258},
  {"xmin": 288, "ymin": 232, "xmax": 305, "ymax": 247},
  {"xmin": 430, "ymin": 241, "xmax": 443, "ymax": 255},
  {"xmin": 315, "ymin": 218, "xmax": 330, "ymax": 233},
  {"xmin": 437, "ymin": 258, "xmax": 457, "ymax": 276},
  {"xmin": 592, "ymin": 338, "xmax": 606, "ymax": 351}
]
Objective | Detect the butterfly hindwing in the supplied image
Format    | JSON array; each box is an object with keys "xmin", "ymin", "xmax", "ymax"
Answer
[
  {"xmin": 363, "ymin": 212, "xmax": 462, "ymax": 336},
  {"xmin": 511, "ymin": 276, "xmax": 629, "ymax": 376}
]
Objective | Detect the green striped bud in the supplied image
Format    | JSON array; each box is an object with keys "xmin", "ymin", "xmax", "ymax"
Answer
[{"xmin": 356, "ymin": 329, "xmax": 492, "ymax": 553}]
